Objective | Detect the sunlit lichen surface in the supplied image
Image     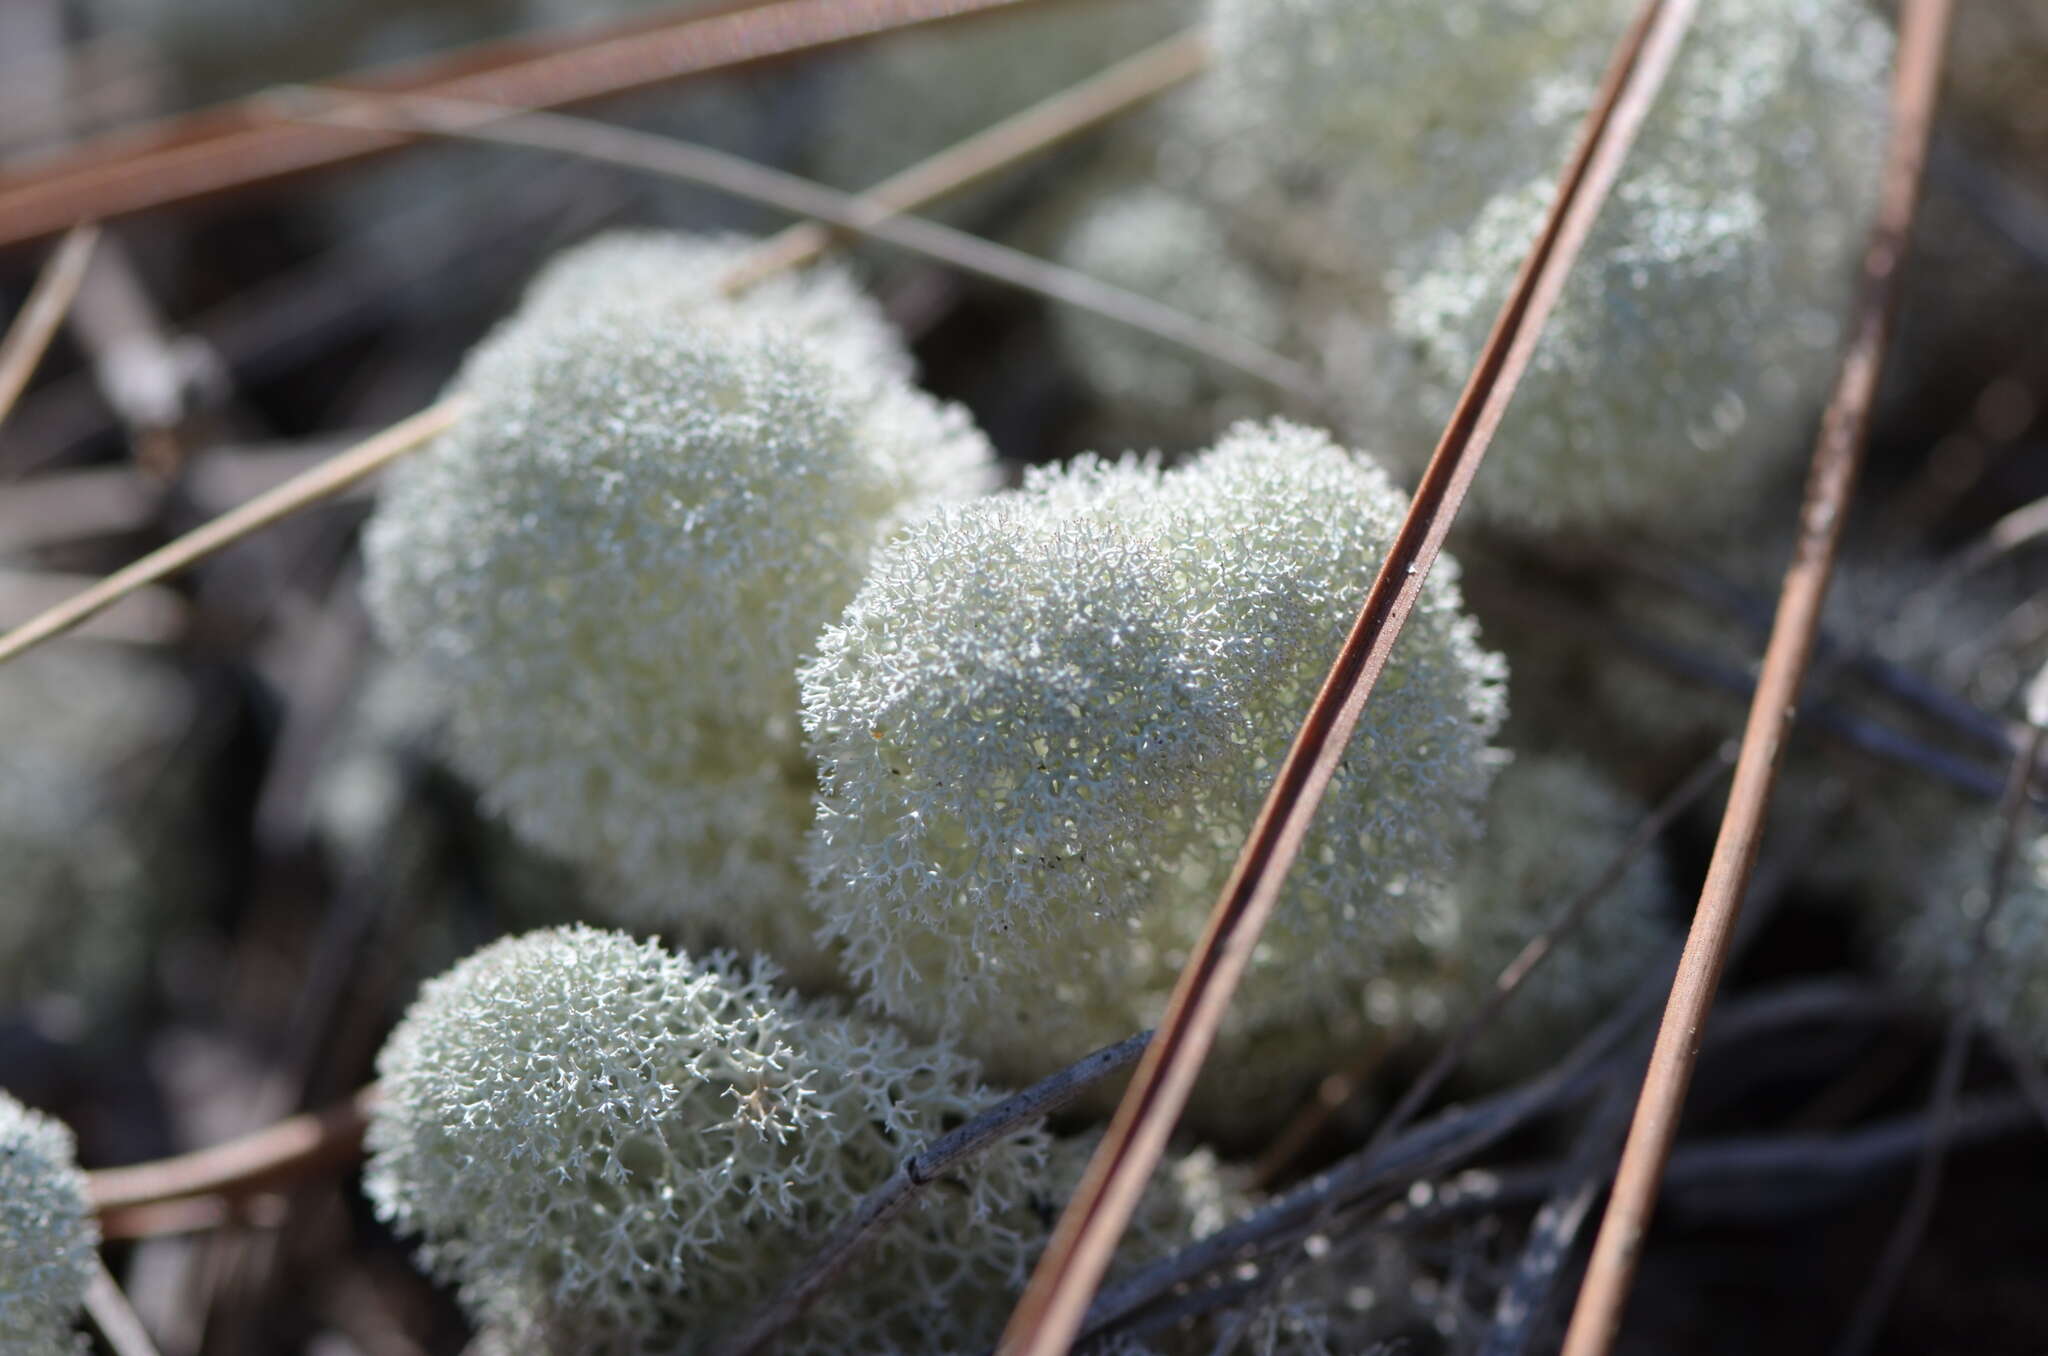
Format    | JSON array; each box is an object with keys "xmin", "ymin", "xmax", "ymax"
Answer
[
  {"xmin": 363, "ymin": 233, "xmax": 993, "ymax": 979},
  {"xmin": 0, "ymin": 1092, "xmax": 97, "ymax": 1356},
  {"xmin": 804, "ymin": 419, "xmax": 1507, "ymax": 1125}
]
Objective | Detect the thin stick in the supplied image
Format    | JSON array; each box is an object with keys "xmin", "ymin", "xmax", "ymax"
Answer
[
  {"xmin": 995, "ymin": 6, "xmax": 1699, "ymax": 1350},
  {"xmin": 88, "ymin": 1088, "xmax": 377, "ymax": 1217},
  {"xmin": 1559, "ymin": 5, "xmax": 1955, "ymax": 1353},
  {"xmin": 716, "ymin": 28, "xmax": 1209, "ymax": 291},
  {"xmin": 1833, "ymin": 716, "xmax": 2044, "ymax": 1356},
  {"xmin": 715, "ymin": 1033, "xmax": 1150, "ymax": 1356},
  {"xmin": 86, "ymin": 1261, "xmax": 164, "ymax": 1356},
  {"xmin": 288, "ymin": 73, "xmax": 1314, "ymax": 399},
  {"xmin": 0, "ymin": 399, "xmax": 465, "ymax": 664},
  {"xmin": 0, "ymin": 0, "xmax": 1061, "ymax": 247},
  {"xmin": 0, "ymin": 223, "xmax": 98, "ymax": 427}
]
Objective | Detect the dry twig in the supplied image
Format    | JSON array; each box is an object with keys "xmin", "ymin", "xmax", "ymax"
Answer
[
  {"xmin": 0, "ymin": 223, "xmax": 98, "ymax": 426},
  {"xmin": 1560, "ymin": 4, "xmax": 1956, "ymax": 1351},
  {"xmin": 89, "ymin": 1087, "xmax": 377, "ymax": 1217},
  {"xmin": 86, "ymin": 1261, "xmax": 164, "ymax": 1356},
  {"xmin": 0, "ymin": 399, "xmax": 465, "ymax": 664},
  {"xmin": 998, "ymin": 5, "xmax": 1701, "ymax": 1348}
]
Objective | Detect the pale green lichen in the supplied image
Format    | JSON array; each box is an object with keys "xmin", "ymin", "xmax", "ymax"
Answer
[
  {"xmin": 362, "ymin": 233, "xmax": 994, "ymax": 980},
  {"xmin": 0, "ymin": 1092, "xmax": 97, "ymax": 1355},
  {"xmin": 367, "ymin": 925, "xmax": 1231, "ymax": 1353},
  {"xmin": 803, "ymin": 420, "xmax": 1507, "ymax": 1129}
]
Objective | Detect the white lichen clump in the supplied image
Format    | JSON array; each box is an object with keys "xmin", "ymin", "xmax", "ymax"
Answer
[
  {"xmin": 365, "ymin": 925, "xmax": 1050, "ymax": 1352},
  {"xmin": 1386, "ymin": 0, "xmax": 1893, "ymax": 531},
  {"xmin": 1060, "ymin": 0, "xmax": 1892, "ymax": 532},
  {"xmin": 363, "ymin": 233, "xmax": 994, "ymax": 976},
  {"xmin": 0, "ymin": 1092, "xmax": 97, "ymax": 1355},
  {"xmin": 803, "ymin": 420, "xmax": 1507, "ymax": 1120}
]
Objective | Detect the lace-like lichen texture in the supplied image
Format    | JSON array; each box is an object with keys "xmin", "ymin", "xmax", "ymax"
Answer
[
  {"xmin": 362, "ymin": 233, "xmax": 995, "ymax": 985},
  {"xmin": 366, "ymin": 925, "xmax": 1231, "ymax": 1353},
  {"xmin": 803, "ymin": 420, "xmax": 1508, "ymax": 1132},
  {"xmin": 1059, "ymin": 0, "xmax": 1892, "ymax": 534},
  {"xmin": 0, "ymin": 1092, "xmax": 97, "ymax": 1356}
]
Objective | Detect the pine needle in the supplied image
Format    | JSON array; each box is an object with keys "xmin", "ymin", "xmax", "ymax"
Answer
[
  {"xmin": 995, "ymin": 4, "xmax": 1702, "ymax": 1350},
  {"xmin": 1560, "ymin": 4, "xmax": 1957, "ymax": 1352},
  {"xmin": 0, "ymin": 223, "xmax": 99, "ymax": 428}
]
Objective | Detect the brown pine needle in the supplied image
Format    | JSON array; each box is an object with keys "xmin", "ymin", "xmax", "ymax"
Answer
[
  {"xmin": 89, "ymin": 1086, "xmax": 378, "ymax": 1216},
  {"xmin": 0, "ymin": 0, "xmax": 1059, "ymax": 248},
  {"xmin": 994, "ymin": 4, "xmax": 1700, "ymax": 1351},
  {"xmin": 1559, "ymin": 4, "xmax": 1956, "ymax": 1354},
  {"xmin": 0, "ymin": 399, "xmax": 465, "ymax": 665},
  {"xmin": 0, "ymin": 223, "xmax": 99, "ymax": 428}
]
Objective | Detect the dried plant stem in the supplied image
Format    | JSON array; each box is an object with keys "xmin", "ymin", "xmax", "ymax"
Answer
[
  {"xmin": 0, "ymin": 399, "xmax": 465, "ymax": 665},
  {"xmin": 0, "ymin": 223, "xmax": 98, "ymax": 427},
  {"xmin": 0, "ymin": 0, "xmax": 1061, "ymax": 247},
  {"xmin": 718, "ymin": 27, "xmax": 1210, "ymax": 291},
  {"xmin": 715, "ymin": 1033, "xmax": 1151, "ymax": 1356},
  {"xmin": 87, "ymin": 1086, "xmax": 378, "ymax": 1218},
  {"xmin": 288, "ymin": 71, "xmax": 1314, "ymax": 399},
  {"xmin": 1832, "ymin": 718, "xmax": 2044, "ymax": 1356},
  {"xmin": 996, "ymin": 6, "xmax": 1698, "ymax": 1349},
  {"xmin": 87, "ymin": 1261, "xmax": 164, "ymax": 1356},
  {"xmin": 1559, "ymin": 5, "xmax": 1955, "ymax": 1353}
]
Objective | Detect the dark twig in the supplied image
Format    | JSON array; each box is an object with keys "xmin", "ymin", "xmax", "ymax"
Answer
[
  {"xmin": 1562, "ymin": 5, "xmax": 1954, "ymax": 1350},
  {"xmin": 1833, "ymin": 714, "xmax": 2045, "ymax": 1356},
  {"xmin": 1482, "ymin": 1087, "xmax": 1634, "ymax": 1356},
  {"xmin": 998, "ymin": 7, "xmax": 1701, "ymax": 1347},
  {"xmin": 715, "ymin": 1033, "xmax": 1151, "ymax": 1356}
]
